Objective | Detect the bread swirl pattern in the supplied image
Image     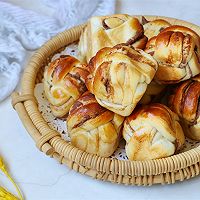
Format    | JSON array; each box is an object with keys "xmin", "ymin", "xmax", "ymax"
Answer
[
  {"xmin": 67, "ymin": 91, "xmax": 124, "ymax": 157},
  {"xmin": 145, "ymin": 25, "xmax": 200, "ymax": 84},
  {"xmin": 86, "ymin": 44, "xmax": 158, "ymax": 116},
  {"xmin": 169, "ymin": 76, "xmax": 200, "ymax": 140},
  {"xmin": 142, "ymin": 17, "xmax": 171, "ymax": 39},
  {"xmin": 44, "ymin": 55, "xmax": 89, "ymax": 117},
  {"xmin": 123, "ymin": 103, "xmax": 185, "ymax": 160},
  {"xmin": 78, "ymin": 14, "xmax": 147, "ymax": 63}
]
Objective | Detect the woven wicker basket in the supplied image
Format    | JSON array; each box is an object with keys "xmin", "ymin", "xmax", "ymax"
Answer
[{"xmin": 12, "ymin": 16, "xmax": 200, "ymax": 186}]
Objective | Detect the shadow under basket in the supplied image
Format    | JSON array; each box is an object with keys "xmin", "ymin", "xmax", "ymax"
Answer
[{"xmin": 11, "ymin": 16, "xmax": 200, "ymax": 186}]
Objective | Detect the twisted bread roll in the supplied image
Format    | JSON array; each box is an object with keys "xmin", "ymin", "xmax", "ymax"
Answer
[
  {"xmin": 44, "ymin": 55, "xmax": 89, "ymax": 117},
  {"xmin": 142, "ymin": 16, "xmax": 171, "ymax": 39},
  {"xmin": 169, "ymin": 76, "xmax": 200, "ymax": 140},
  {"xmin": 145, "ymin": 25, "xmax": 200, "ymax": 84},
  {"xmin": 123, "ymin": 103, "xmax": 185, "ymax": 160},
  {"xmin": 67, "ymin": 91, "xmax": 124, "ymax": 157},
  {"xmin": 78, "ymin": 14, "xmax": 147, "ymax": 63},
  {"xmin": 86, "ymin": 44, "xmax": 158, "ymax": 116}
]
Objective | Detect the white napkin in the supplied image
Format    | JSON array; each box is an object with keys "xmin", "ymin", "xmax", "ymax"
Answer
[{"xmin": 0, "ymin": 0, "xmax": 115, "ymax": 102}]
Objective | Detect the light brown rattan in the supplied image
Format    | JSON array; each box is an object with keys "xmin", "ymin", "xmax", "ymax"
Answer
[{"xmin": 11, "ymin": 16, "xmax": 200, "ymax": 186}]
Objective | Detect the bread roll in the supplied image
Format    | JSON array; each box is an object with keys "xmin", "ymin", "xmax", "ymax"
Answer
[
  {"xmin": 123, "ymin": 103, "xmax": 185, "ymax": 160},
  {"xmin": 67, "ymin": 91, "xmax": 124, "ymax": 157},
  {"xmin": 78, "ymin": 14, "xmax": 147, "ymax": 63},
  {"xmin": 169, "ymin": 76, "xmax": 200, "ymax": 140},
  {"xmin": 142, "ymin": 16, "xmax": 171, "ymax": 39},
  {"xmin": 44, "ymin": 55, "xmax": 89, "ymax": 117},
  {"xmin": 86, "ymin": 44, "xmax": 158, "ymax": 116},
  {"xmin": 145, "ymin": 25, "xmax": 200, "ymax": 84}
]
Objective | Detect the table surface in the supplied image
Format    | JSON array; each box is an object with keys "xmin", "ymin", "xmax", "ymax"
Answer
[{"xmin": 1, "ymin": 0, "xmax": 200, "ymax": 199}]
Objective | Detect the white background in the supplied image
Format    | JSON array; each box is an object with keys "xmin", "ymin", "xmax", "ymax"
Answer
[{"xmin": 1, "ymin": 0, "xmax": 200, "ymax": 199}]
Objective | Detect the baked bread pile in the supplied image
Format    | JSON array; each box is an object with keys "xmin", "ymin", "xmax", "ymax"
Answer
[{"xmin": 44, "ymin": 14, "xmax": 200, "ymax": 160}]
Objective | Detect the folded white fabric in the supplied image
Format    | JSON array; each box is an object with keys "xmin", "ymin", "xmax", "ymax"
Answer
[{"xmin": 0, "ymin": 0, "xmax": 115, "ymax": 102}]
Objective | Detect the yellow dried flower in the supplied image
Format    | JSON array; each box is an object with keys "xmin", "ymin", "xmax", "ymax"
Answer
[
  {"xmin": 0, "ymin": 156, "xmax": 24, "ymax": 200},
  {"xmin": 0, "ymin": 186, "xmax": 19, "ymax": 200},
  {"xmin": 0, "ymin": 157, "xmax": 6, "ymax": 174}
]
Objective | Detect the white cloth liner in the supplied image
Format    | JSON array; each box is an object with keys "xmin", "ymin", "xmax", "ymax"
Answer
[{"xmin": 0, "ymin": 0, "xmax": 115, "ymax": 102}]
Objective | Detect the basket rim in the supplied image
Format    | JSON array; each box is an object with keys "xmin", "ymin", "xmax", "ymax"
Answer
[{"xmin": 13, "ymin": 15, "xmax": 200, "ymax": 182}]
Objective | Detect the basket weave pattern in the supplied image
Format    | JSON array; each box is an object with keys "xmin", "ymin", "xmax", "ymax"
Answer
[{"xmin": 12, "ymin": 16, "xmax": 200, "ymax": 185}]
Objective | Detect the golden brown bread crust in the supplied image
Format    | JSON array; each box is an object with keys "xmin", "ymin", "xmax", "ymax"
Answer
[
  {"xmin": 162, "ymin": 25, "xmax": 200, "ymax": 46},
  {"xmin": 67, "ymin": 91, "xmax": 124, "ymax": 157},
  {"xmin": 145, "ymin": 25, "xmax": 200, "ymax": 84},
  {"xmin": 123, "ymin": 103, "xmax": 185, "ymax": 160},
  {"xmin": 168, "ymin": 77, "xmax": 200, "ymax": 140},
  {"xmin": 44, "ymin": 55, "xmax": 89, "ymax": 117},
  {"xmin": 142, "ymin": 17, "xmax": 171, "ymax": 39},
  {"xmin": 86, "ymin": 44, "xmax": 158, "ymax": 116},
  {"xmin": 78, "ymin": 14, "xmax": 147, "ymax": 63}
]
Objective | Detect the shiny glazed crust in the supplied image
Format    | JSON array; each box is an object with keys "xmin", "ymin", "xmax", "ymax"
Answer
[
  {"xmin": 145, "ymin": 25, "xmax": 200, "ymax": 84},
  {"xmin": 67, "ymin": 91, "xmax": 124, "ymax": 157},
  {"xmin": 142, "ymin": 17, "xmax": 171, "ymax": 39},
  {"xmin": 123, "ymin": 103, "xmax": 185, "ymax": 160},
  {"xmin": 44, "ymin": 55, "xmax": 89, "ymax": 117},
  {"xmin": 169, "ymin": 77, "xmax": 200, "ymax": 140},
  {"xmin": 86, "ymin": 44, "xmax": 158, "ymax": 116},
  {"xmin": 78, "ymin": 14, "xmax": 147, "ymax": 63}
]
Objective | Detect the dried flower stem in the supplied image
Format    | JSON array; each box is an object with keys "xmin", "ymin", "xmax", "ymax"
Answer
[
  {"xmin": 0, "ymin": 186, "xmax": 19, "ymax": 200},
  {"xmin": 0, "ymin": 156, "xmax": 24, "ymax": 200}
]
